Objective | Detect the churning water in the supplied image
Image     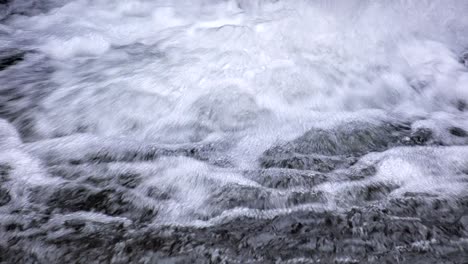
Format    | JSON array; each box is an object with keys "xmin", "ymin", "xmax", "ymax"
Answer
[{"xmin": 1, "ymin": 0, "xmax": 468, "ymax": 263}]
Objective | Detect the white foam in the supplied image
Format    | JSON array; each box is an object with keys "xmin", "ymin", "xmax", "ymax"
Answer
[
  {"xmin": 12, "ymin": 0, "xmax": 464, "ymax": 143},
  {"xmin": 2, "ymin": 0, "xmax": 468, "ymax": 224}
]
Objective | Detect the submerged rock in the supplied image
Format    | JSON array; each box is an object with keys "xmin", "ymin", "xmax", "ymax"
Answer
[
  {"xmin": 264, "ymin": 121, "xmax": 412, "ymax": 157},
  {"xmin": 0, "ymin": 186, "xmax": 10, "ymax": 206},
  {"xmin": 46, "ymin": 184, "xmax": 156, "ymax": 223},
  {"xmin": 408, "ymin": 127, "xmax": 434, "ymax": 145},
  {"xmin": 461, "ymin": 51, "xmax": 468, "ymax": 67},
  {"xmin": 0, "ymin": 0, "xmax": 62, "ymax": 21},
  {"xmin": 0, "ymin": 51, "xmax": 24, "ymax": 71},
  {"xmin": 260, "ymin": 121, "xmax": 415, "ymax": 171},
  {"xmin": 2, "ymin": 196, "xmax": 468, "ymax": 263},
  {"xmin": 260, "ymin": 153, "xmax": 356, "ymax": 172},
  {"xmin": 449, "ymin": 127, "xmax": 467, "ymax": 138}
]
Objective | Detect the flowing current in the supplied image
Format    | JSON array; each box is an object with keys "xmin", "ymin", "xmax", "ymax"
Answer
[{"xmin": 1, "ymin": 0, "xmax": 468, "ymax": 263}]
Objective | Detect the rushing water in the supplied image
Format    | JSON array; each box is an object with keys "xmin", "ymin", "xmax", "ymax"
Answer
[{"xmin": 1, "ymin": 0, "xmax": 468, "ymax": 263}]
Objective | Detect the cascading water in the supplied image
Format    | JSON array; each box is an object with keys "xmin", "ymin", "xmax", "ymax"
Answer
[{"xmin": 1, "ymin": 0, "xmax": 468, "ymax": 263}]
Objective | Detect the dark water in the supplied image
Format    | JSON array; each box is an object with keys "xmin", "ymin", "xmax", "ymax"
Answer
[{"xmin": 1, "ymin": 0, "xmax": 468, "ymax": 263}]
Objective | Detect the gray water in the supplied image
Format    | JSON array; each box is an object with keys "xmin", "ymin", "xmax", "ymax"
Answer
[{"xmin": 1, "ymin": 0, "xmax": 468, "ymax": 263}]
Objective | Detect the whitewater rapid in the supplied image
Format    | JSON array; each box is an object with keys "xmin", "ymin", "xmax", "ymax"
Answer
[{"xmin": 1, "ymin": 0, "xmax": 468, "ymax": 263}]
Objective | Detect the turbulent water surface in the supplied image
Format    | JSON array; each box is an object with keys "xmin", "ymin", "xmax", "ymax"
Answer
[{"xmin": 1, "ymin": 0, "xmax": 468, "ymax": 263}]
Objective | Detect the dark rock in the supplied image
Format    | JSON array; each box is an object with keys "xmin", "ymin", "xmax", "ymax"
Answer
[
  {"xmin": 260, "ymin": 153, "xmax": 356, "ymax": 172},
  {"xmin": 117, "ymin": 172, "xmax": 142, "ymax": 189},
  {"xmin": 208, "ymin": 185, "xmax": 273, "ymax": 213},
  {"xmin": 47, "ymin": 184, "xmax": 99, "ymax": 212},
  {"xmin": 0, "ymin": 0, "xmax": 66, "ymax": 21},
  {"xmin": 46, "ymin": 184, "xmax": 155, "ymax": 223},
  {"xmin": 456, "ymin": 100, "xmax": 466, "ymax": 112},
  {"xmin": 0, "ymin": 187, "xmax": 11, "ymax": 206},
  {"xmin": 409, "ymin": 128, "xmax": 433, "ymax": 145},
  {"xmin": 1, "ymin": 197, "xmax": 468, "ymax": 263},
  {"xmin": 0, "ymin": 51, "xmax": 24, "ymax": 71},
  {"xmin": 260, "ymin": 121, "xmax": 412, "ymax": 169},
  {"xmin": 403, "ymin": 192, "xmax": 438, "ymax": 198},
  {"xmin": 288, "ymin": 121, "xmax": 411, "ymax": 156},
  {"xmin": 0, "ymin": 54, "xmax": 55, "ymax": 141},
  {"xmin": 449, "ymin": 127, "xmax": 467, "ymax": 137},
  {"xmin": 344, "ymin": 165, "xmax": 378, "ymax": 181},
  {"xmin": 147, "ymin": 186, "xmax": 172, "ymax": 200},
  {"xmin": 0, "ymin": 163, "xmax": 12, "ymax": 182},
  {"xmin": 355, "ymin": 183, "xmax": 399, "ymax": 202},
  {"xmin": 286, "ymin": 190, "xmax": 324, "ymax": 206},
  {"xmin": 460, "ymin": 51, "xmax": 468, "ymax": 67},
  {"xmin": 259, "ymin": 121, "xmax": 438, "ymax": 176},
  {"xmin": 244, "ymin": 169, "xmax": 328, "ymax": 189},
  {"xmin": 52, "ymin": 141, "xmax": 230, "ymax": 168},
  {"xmin": 460, "ymin": 215, "xmax": 468, "ymax": 233}
]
